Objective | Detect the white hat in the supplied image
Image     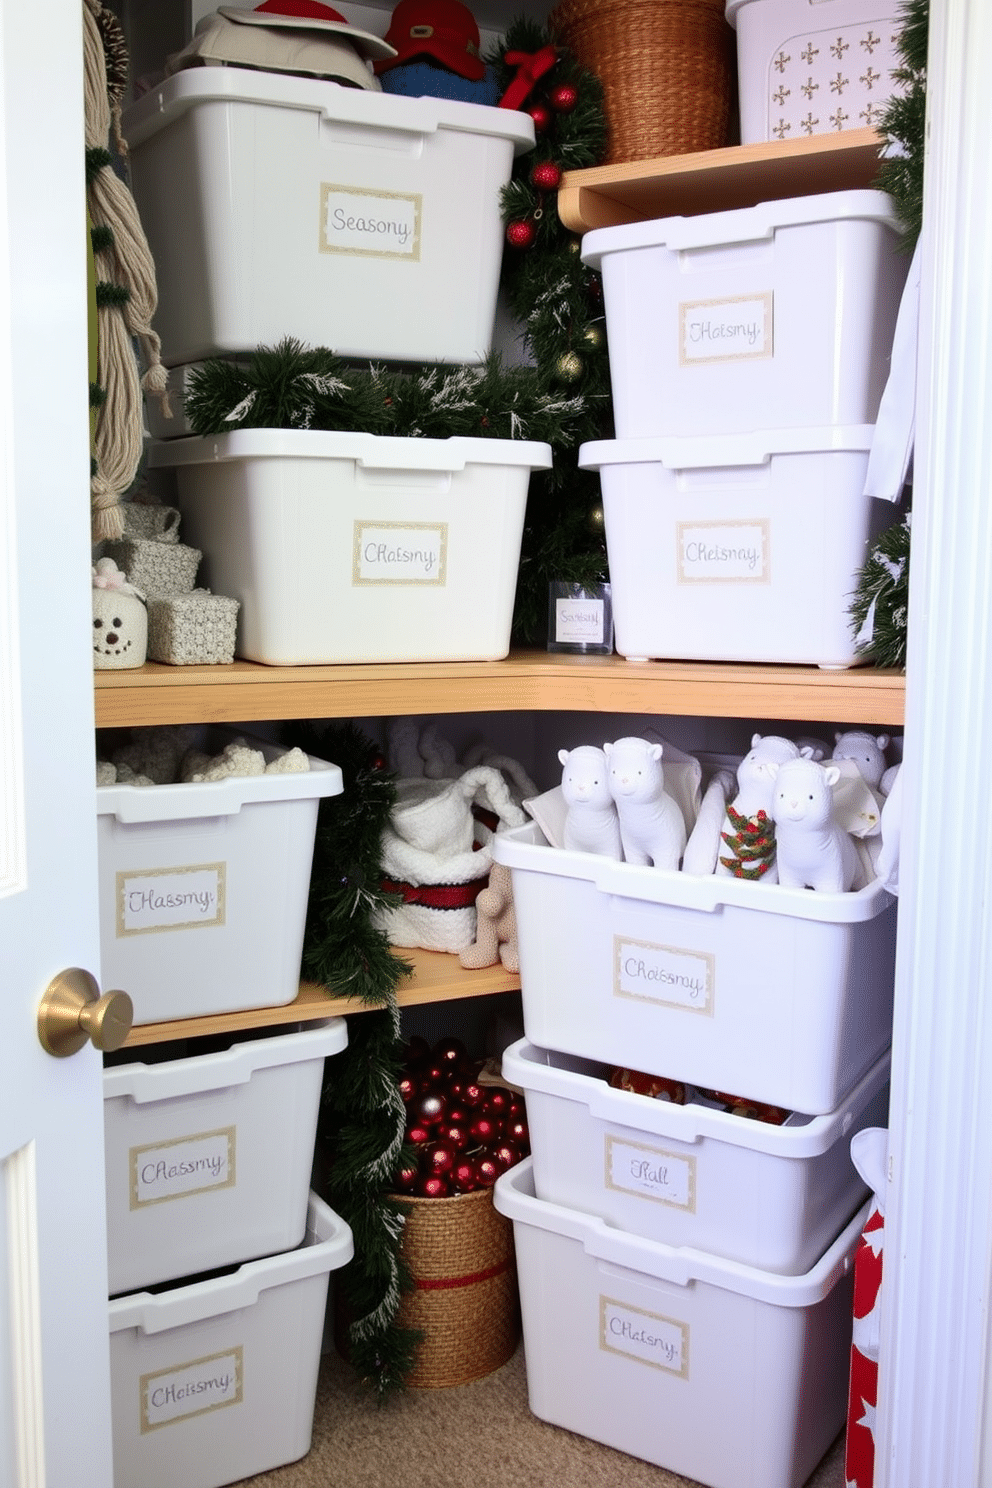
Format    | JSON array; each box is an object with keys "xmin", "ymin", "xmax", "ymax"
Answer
[{"xmin": 166, "ymin": 1, "xmax": 395, "ymax": 88}]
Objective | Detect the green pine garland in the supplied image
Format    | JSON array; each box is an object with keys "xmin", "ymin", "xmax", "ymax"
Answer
[
  {"xmin": 491, "ymin": 16, "xmax": 614, "ymax": 641},
  {"xmin": 849, "ymin": 513, "xmax": 912, "ymax": 672},
  {"xmin": 849, "ymin": 0, "xmax": 927, "ymax": 670},
  {"xmin": 285, "ymin": 721, "xmax": 421, "ymax": 1397}
]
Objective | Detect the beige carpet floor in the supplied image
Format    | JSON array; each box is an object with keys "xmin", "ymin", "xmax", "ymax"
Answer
[{"xmin": 232, "ymin": 1341, "xmax": 847, "ymax": 1488}]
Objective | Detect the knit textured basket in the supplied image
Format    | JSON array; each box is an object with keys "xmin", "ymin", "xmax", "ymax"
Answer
[
  {"xmin": 549, "ymin": 0, "xmax": 735, "ymax": 165},
  {"xmin": 391, "ymin": 1186, "xmax": 520, "ymax": 1388}
]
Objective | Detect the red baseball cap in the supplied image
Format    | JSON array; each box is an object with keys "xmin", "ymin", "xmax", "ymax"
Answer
[{"xmin": 375, "ymin": 0, "xmax": 485, "ymax": 81}]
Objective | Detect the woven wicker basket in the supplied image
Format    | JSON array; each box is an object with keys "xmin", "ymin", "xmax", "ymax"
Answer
[
  {"xmin": 392, "ymin": 1186, "xmax": 520, "ymax": 1389},
  {"xmin": 549, "ymin": 0, "xmax": 736, "ymax": 165}
]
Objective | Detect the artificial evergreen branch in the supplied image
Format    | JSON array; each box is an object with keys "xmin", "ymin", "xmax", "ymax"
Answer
[
  {"xmin": 849, "ymin": 0, "xmax": 927, "ymax": 670},
  {"xmin": 284, "ymin": 721, "xmax": 419, "ymax": 1395}
]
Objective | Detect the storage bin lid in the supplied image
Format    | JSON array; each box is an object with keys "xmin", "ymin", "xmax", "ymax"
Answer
[
  {"xmin": 502, "ymin": 1038, "xmax": 892, "ymax": 1156},
  {"xmin": 96, "ymin": 726, "xmax": 343, "ymax": 823},
  {"xmin": 581, "ymin": 188, "xmax": 899, "ymax": 268},
  {"xmin": 103, "ymin": 1018, "xmax": 348, "ymax": 1103},
  {"xmin": 122, "ymin": 64, "xmax": 535, "ymax": 154},
  {"xmin": 148, "ymin": 428, "xmax": 554, "ymax": 474},
  {"xmin": 495, "ymin": 1158, "xmax": 868, "ymax": 1307},
  {"xmin": 579, "ymin": 424, "xmax": 876, "ymax": 472},
  {"xmin": 494, "ymin": 819, "xmax": 896, "ymax": 923},
  {"xmin": 108, "ymin": 1192, "xmax": 352, "ymax": 1332}
]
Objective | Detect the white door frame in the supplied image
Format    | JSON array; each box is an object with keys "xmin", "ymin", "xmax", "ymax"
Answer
[{"xmin": 876, "ymin": 1, "xmax": 992, "ymax": 1483}]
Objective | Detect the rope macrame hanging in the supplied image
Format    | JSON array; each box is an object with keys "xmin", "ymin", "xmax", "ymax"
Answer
[{"xmin": 83, "ymin": 0, "xmax": 170, "ymax": 542}]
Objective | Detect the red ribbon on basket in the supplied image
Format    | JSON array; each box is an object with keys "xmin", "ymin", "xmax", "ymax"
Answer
[
  {"xmin": 414, "ymin": 1257, "xmax": 513, "ymax": 1290},
  {"xmin": 380, "ymin": 876, "xmax": 488, "ymax": 910}
]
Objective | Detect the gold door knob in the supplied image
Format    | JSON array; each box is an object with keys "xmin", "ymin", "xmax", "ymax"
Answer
[{"xmin": 37, "ymin": 968, "xmax": 133, "ymax": 1058}]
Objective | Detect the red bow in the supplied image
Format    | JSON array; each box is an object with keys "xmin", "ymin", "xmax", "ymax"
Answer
[{"xmin": 499, "ymin": 44, "xmax": 558, "ymax": 111}]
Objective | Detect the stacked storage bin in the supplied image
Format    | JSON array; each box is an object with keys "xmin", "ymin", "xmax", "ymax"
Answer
[
  {"xmin": 121, "ymin": 59, "xmax": 552, "ymax": 666},
  {"xmin": 96, "ymin": 728, "xmax": 355, "ymax": 1487},
  {"xmin": 492, "ymin": 172, "xmax": 905, "ymax": 1486},
  {"xmin": 577, "ymin": 189, "xmax": 909, "ymax": 668},
  {"xmin": 493, "ymin": 820, "xmax": 896, "ymax": 1488}
]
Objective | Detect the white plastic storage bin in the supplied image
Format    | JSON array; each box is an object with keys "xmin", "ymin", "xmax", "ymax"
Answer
[
  {"xmin": 581, "ymin": 190, "xmax": 907, "ymax": 439},
  {"xmin": 148, "ymin": 430, "xmax": 552, "ymax": 665},
  {"xmin": 121, "ymin": 68, "xmax": 534, "ymax": 367},
  {"xmin": 103, "ymin": 1019, "xmax": 347, "ymax": 1295},
  {"xmin": 96, "ymin": 727, "xmax": 343, "ymax": 1025},
  {"xmin": 108, "ymin": 1191, "xmax": 352, "ymax": 1488},
  {"xmin": 580, "ymin": 426, "xmax": 896, "ymax": 667},
  {"xmin": 494, "ymin": 821, "xmax": 897, "ymax": 1115},
  {"xmin": 496, "ymin": 1160, "xmax": 866, "ymax": 1488},
  {"xmin": 502, "ymin": 1038, "xmax": 889, "ymax": 1274},
  {"xmin": 726, "ymin": 0, "xmax": 903, "ymax": 145}
]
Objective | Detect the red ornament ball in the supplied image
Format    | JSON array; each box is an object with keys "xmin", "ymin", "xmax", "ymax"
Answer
[
  {"xmin": 405, "ymin": 1122, "xmax": 432, "ymax": 1148},
  {"xmin": 550, "ymin": 81, "xmax": 579, "ymax": 112},
  {"xmin": 423, "ymin": 1142, "xmax": 457, "ymax": 1179},
  {"xmin": 473, "ymin": 1154, "xmax": 500, "ymax": 1188},
  {"xmin": 505, "ymin": 218, "xmax": 537, "ymax": 250},
  {"xmin": 528, "ymin": 101, "xmax": 551, "ymax": 132},
  {"xmin": 483, "ymin": 1087, "xmax": 512, "ymax": 1120},
  {"xmin": 416, "ymin": 1174, "xmax": 450, "ymax": 1199},
  {"xmin": 393, "ymin": 1162, "xmax": 419, "ymax": 1193},
  {"xmin": 414, "ymin": 1089, "xmax": 447, "ymax": 1127},
  {"xmin": 450, "ymin": 1158, "xmax": 478, "ymax": 1194},
  {"xmin": 469, "ymin": 1114, "xmax": 501, "ymax": 1146},
  {"xmin": 530, "ymin": 159, "xmax": 562, "ymax": 192}
]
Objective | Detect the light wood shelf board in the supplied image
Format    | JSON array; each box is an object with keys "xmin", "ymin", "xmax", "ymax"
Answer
[
  {"xmin": 94, "ymin": 651, "xmax": 904, "ymax": 728},
  {"xmin": 120, "ymin": 947, "xmax": 520, "ymax": 1048},
  {"xmin": 558, "ymin": 128, "xmax": 884, "ymax": 233}
]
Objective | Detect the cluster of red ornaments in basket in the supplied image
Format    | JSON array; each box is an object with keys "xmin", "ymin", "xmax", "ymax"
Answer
[{"xmin": 394, "ymin": 1035, "xmax": 530, "ymax": 1198}]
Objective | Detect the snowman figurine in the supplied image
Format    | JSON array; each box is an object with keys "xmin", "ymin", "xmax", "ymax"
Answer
[{"xmin": 92, "ymin": 557, "xmax": 147, "ymax": 669}]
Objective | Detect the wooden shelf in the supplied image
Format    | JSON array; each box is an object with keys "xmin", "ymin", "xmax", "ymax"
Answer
[
  {"xmin": 557, "ymin": 128, "xmax": 885, "ymax": 234},
  {"xmin": 120, "ymin": 947, "xmax": 520, "ymax": 1048},
  {"xmin": 95, "ymin": 650, "xmax": 904, "ymax": 729}
]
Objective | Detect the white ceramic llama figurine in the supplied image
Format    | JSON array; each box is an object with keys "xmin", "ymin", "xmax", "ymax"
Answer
[
  {"xmin": 604, "ymin": 736, "xmax": 686, "ymax": 870},
  {"xmin": 558, "ymin": 745, "xmax": 622, "ymax": 858},
  {"xmin": 715, "ymin": 734, "xmax": 803, "ymax": 882},
  {"xmin": 769, "ymin": 757, "xmax": 858, "ymax": 893},
  {"xmin": 832, "ymin": 730, "xmax": 890, "ymax": 791}
]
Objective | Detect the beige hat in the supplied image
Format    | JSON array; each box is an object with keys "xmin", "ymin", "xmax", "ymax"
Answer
[{"xmin": 166, "ymin": 2, "xmax": 395, "ymax": 88}]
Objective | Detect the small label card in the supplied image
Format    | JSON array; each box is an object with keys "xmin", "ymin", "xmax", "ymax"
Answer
[
  {"xmin": 605, "ymin": 1135, "xmax": 696, "ymax": 1211},
  {"xmin": 599, "ymin": 1297, "xmax": 689, "ymax": 1377},
  {"xmin": 130, "ymin": 1127, "xmax": 236, "ymax": 1210},
  {"xmin": 548, "ymin": 581, "xmax": 614, "ymax": 654},
  {"xmin": 319, "ymin": 184, "xmax": 421, "ymax": 260},
  {"xmin": 614, "ymin": 935, "xmax": 714, "ymax": 1015},
  {"xmin": 679, "ymin": 292, "xmax": 773, "ymax": 365},
  {"xmin": 353, "ymin": 521, "xmax": 447, "ymax": 586},
  {"xmin": 115, "ymin": 863, "xmax": 225, "ymax": 937},
  {"xmin": 677, "ymin": 519, "xmax": 770, "ymax": 584},
  {"xmin": 141, "ymin": 1347, "xmax": 243, "ymax": 1432}
]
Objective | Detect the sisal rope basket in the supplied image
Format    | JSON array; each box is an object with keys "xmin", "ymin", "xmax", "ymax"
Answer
[
  {"xmin": 392, "ymin": 1186, "xmax": 520, "ymax": 1389},
  {"xmin": 549, "ymin": 0, "xmax": 736, "ymax": 165}
]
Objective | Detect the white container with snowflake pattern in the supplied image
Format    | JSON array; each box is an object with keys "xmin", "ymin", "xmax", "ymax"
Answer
[
  {"xmin": 581, "ymin": 190, "xmax": 908, "ymax": 440},
  {"xmin": 725, "ymin": 0, "xmax": 904, "ymax": 144}
]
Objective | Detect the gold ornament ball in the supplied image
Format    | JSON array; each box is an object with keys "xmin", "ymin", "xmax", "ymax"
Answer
[
  {"xmin": 556, "ymin": 351, "xmax": 584, "ymax": 382},
  {"xmin": 582, "ymin": 324, "xmax": 605, "ymax": 351},
  {"xmin": 588, "ymin": 501, "xmax": 605, "ymax": 535}
]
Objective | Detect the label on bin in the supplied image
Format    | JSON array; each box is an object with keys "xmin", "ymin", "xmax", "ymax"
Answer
[
  {"xmin": 140, "ymin": 1346, "xmax": 243, "ymax": 1432},
  {"xmin": 679, "ymin": 292, "xmax": 773, "ymax": 364},
  {"xmin": 115, "ymin": 863, "xmax": 225, "ymax": 936},
  {"xmin": 614, "ymin": 936, "xmax": 714, "ymax": 1015},
  {"xmin": 677, "ymin": 519, "xmax": 770, "ymax": 584},
  {"xmin": 129, "ymin": 1127, "xmax": 236, "ymax": 1209},
  {"xmin": 605, "ymin": 1135, "xmax": 696, "ymax": 1211},
  {"xmin": 353, "ymin": 520, "xmax": 447, "ymax": 585},
  {"xmin": 319, "ymin": 184, "xmax": 421, "ymax": 260},
  {"xmin": 600, "ymin": 1297, "xmax": 688, "ymax": 1377}
]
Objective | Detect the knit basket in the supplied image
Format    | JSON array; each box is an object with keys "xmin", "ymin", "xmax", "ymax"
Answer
[
  {"xmin": 392, "ymin": 1186, "xmax": 520, "ymax": 1388},
  {"xmin": 549, "ymin": 0, "xmax": 735, "ymax": 165}
]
